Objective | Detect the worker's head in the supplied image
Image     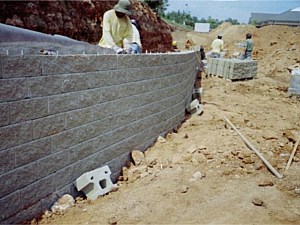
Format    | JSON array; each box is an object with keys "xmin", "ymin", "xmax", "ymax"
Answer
[
  {"xmin": 246, "ymin": 33, "xmax": 252, "ymax": 39},
  {"xmin": 217, "ymin": 34, "xmax": 223, "ymax": 39},
  {"xmin": 172, "ymin": 41, "xmax": 177, "ymax": 47},
  {"xmin": 114, "ymin": 0, "xmax": 132, "ymax": 17}
]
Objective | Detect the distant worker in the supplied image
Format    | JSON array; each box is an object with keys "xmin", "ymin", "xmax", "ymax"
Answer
[
  {"xmin": 200, "ymin": 45, "xmax": 206, "ymax": 60},
  {"xmin": 126, "ymin": 19, "xmax": 142, "ymax": 54},
  {"xmin": 210, "ymin": 34, "xmax": 224, "ymax": 58},
  {"xmin": 242, "ymin": 33, "xmax": 254, "ymax": 60},
  {"xmin": 98, "ymin": 0, "xmax": 133, "ymax": 54}
]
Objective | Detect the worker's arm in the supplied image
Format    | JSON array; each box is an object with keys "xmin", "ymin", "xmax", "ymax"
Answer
[
  {"xmin": 101, "ymin": 12, "xmax": 117, "ymax": 48},
  {"xmin": 122, "ymin": 19, "xmax": 133, "ymax": 50}
]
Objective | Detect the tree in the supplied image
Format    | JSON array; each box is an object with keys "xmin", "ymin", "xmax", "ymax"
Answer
[{"xmin": 145, "ymin": 0, "xmax": 169, "ymax": 16}]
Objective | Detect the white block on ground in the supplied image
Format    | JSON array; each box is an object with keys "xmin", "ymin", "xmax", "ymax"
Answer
[{"xmin": 75, "ymin": 165, "xmax": 117, "ymax": 200}]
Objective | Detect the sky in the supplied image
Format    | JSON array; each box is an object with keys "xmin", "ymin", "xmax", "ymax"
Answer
[{"xmin": 166, "ymin": 0, "xmax": 300, "ymax": 23}]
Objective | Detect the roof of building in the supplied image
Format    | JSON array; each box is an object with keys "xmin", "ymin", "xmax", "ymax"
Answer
[{"xmin": 249, "ymin": 6, "xmax": 300, "ymax": 26}]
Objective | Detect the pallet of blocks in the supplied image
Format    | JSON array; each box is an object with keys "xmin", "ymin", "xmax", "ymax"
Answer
[{"xmin": 207, "ymin": 58, "xmax": 257, "ymax": 80}]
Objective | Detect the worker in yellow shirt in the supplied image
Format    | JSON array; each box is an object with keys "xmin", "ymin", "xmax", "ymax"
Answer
[
  {"xmin": 210, "ymin": 34, "xmax": 224, "ymax": 58},
  {"xmin": 98, "ymin": 0, "xmax": 133, "ymax": 54}
]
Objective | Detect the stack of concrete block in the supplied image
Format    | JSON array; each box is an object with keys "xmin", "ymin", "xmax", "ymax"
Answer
[
  {"xmin": 288, "ymin": 70, "xmax": 300, "ymax": 96},
  {"xmin": 207, "ymin": 58, "xmax": 257, "ymax": 80}
]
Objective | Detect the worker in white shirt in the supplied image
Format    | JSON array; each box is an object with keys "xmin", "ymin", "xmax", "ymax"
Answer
[
  {"xmin": 98, "ymin": 0, "xmax": 133, "ymax": 54},
  {"xmin": 210, "ymin": 34, "xmax": 224, "ymax": 58}
]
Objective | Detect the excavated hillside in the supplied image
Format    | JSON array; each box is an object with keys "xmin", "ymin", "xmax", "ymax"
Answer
[
  {"xmin": 0, "ymin": 0, "xmax": 173, "ymax": 53},
  {"xmin": 33, "ymin": 24, "xmax": 300, "ymax": 225}
]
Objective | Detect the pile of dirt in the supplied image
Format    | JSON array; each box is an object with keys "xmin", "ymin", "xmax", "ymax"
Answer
[
  {"xmin": 34, "ymin": 24, "xmax": 300, "ymax": 225},
  {"xmin": 0, "ymin": 0, "xmax": 173, "ymax": 53}
]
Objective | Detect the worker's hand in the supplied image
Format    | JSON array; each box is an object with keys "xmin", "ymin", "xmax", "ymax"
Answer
[{"xmin": 112, "ymin": 46, "xmax": 126, "ymax": 54}]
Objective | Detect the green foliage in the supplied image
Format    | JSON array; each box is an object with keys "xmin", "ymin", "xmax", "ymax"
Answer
[
  {"xmin": 224, "ymin": 18, "xmax": 240, "ymax": 25},
  {"xmin": 145, "ymin": 0, "xmax": 169, "ymax": 16},
  {"xmin": 163, "ymin": 10, "xmax": 241, "ymax": 29},
  {"xmin": 164, "ymin": 10, "xmax": 200, "ymax": 28}
]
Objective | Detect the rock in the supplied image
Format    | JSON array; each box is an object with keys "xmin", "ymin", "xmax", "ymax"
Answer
[
  {"xmin": 157, "ymin": 136, "xmax": 166, "ymax": 143},
  {"xmin": 192, "ymin": 171, "xmax": 203, "ymax": 180},
  {"xmin": 131, "ymin": 150, "xmax": 145, "ymax": 166},
  {"xmin": 51, "ymin": 194, "xmax": 75, "ymax": 215},
  {"xmin": 198, "ymin": 145, "xmax": 207, "ymax": 150},
  {"xmin": 262, "ymin": 131, "xmax": 278, "ymax": 140},
  {"xmin": 295, "ymin": 188, "xmax": 300, "ymax": 195},
  {"xmin": 283, "ymin": 130, "xmax": 297, "ymax": 143},
  {"xmin": 181, "ymin": 185, "xmax": 189, "ymax": 193},
  {"xmin": 187, "ymin": 143, "xmax": 198, "ymax": 154},
  {"xmin": 242, "ymin": 157, "xmax": 254, "ymax": 164},
  {"xmin": 108, "ymin": 217, "xmax": 118, "ymax": 225},
  {"xmin": 252, "ymin": 198, "xmax": 264, "ymax": 206},
  {"xmin": 126, "ymin": 166, "xmax": 147, "ymax": 182},
  {"xmin": 172, "ymin": 154, "xmax": 184, "ymax": 164},
  {"xmin": 254, "ymin": 161, "xmax": 264, "ymax": 170},
  {"xmin": 194, "ymin": 153, "xmax": 207, "ymax": 163},
  {"xmin": 43, "ymin": 210, "xmax": 52, "ymax": 218},
  {"xmin": 206, "ymin": 155, "xmax": 214, "ymax": 160},
  {"xmin": 231, "ymin": 149, "xmax": 238, "ymax": 156},
  {"xmin": 258, "ymin": 179, "xmax": 274, "ymax": 187}
]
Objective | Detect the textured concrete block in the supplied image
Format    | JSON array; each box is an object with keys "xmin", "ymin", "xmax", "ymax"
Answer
[
  {"xmin": 0, "ymin": 121, "xmax": 32, "ymax": 150},
  {"xmin": 0, "ymin": 78, "xmax": 28, "ymax": 103},
  {"xmin": 10, "ymin": 98, "xmax": 48, "ymax": 124},
  {"xmin": 28, "ymin": 75, "xmax": 62, "ymax": 97},
  {"xmin": 36, "ymin": 151, "xmax": 70, "ymax": 179},
  {"xmin": 65, "ymin": 107, "xmax": 94, "ymax": 129},
  {"xmin": 51, "ymin": 128, "xmax": 82, "ymax": 152},
  {"xmin": 62, "ymin": 73, "xmax": 91, "ymax": 92},
  {"xmin": 42, "ymin": 55, "xmax": 117, "ymax": 75},
  {"xmin": 68, "ymin": 140, "xmax": 95, "ymax": 162},
  {"xmin": 14, "ymin": 137, "xmax": 51, "ymax": 167},
  {"xmin": 33, "ymin": 114, "xmax": 66, "ymax": 140},
  {"xmin": 0, "ymin": 191, "xmax": 21, "ymax": 221},
  {"xmin": 2, "ymin": 56, "xmax": 42, "ymax": 78},
  {"xmin": 91, "ymin": 102, "xmax": 111, "ymax": 121},
  {"xmin": 0, "ymin": 56, "xmax": 2, "ymax": 78},
  {"xmin": 78, "ymin": 89, "xmax": 102, "ymax": 108},
  {"xmin": 89, "ymin": 71, "xmax": 113, "ymax": 88},
  {"xmin": 288, "ymin": 73, "xmax": 300, "ymax": 96},
  {"xmin": 0, "ymin": 103, "xmax": 10, "ymax": 126},
  {"xmin": 75, "ymin": 165, "xmax": 117, "ymax": 200},
  {"xmin": 48, "ymin": 93, "xmax": 79, "ymax": 115},
  {"xmin": 0, "ymin": 163, "xmax": 37, "ymax": 198},
  {"xmin": 55, "ymin": 162, "xmax": 85, "ymax": 190},
  {"xmin": 19, "ymin": 175, "xmax": 55, "ymax": 210},
  {"xmin": 0, "ymin": 148, "xmax": 15, "ymax": 175}
]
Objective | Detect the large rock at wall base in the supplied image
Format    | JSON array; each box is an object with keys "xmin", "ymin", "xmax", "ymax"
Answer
[{"xmin": 288, "ymin": 71, "xmax": 300, "ymax": 96}]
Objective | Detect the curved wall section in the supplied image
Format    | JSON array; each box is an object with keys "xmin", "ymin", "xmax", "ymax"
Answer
[{"xmin": 0, "ymin": 52, "xmax": 197, "ymax": 224}]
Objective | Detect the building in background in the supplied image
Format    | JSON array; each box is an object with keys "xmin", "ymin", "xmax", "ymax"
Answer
[{"xmin": 249, "ymin": 7, "xmax": 300, "ymax": 27}]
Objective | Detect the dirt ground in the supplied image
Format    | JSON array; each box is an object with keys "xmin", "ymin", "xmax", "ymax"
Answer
[{"xmin": 37, "ymin": 24, "xmax": 300, "ymax": 224}]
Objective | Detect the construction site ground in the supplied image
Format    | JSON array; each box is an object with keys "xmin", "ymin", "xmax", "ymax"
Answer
[{"xmin": 37, "ymin": 24, "xmax": 300, "ymax": 224}]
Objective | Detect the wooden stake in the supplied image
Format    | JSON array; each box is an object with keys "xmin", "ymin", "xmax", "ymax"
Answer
[
  {"xmin": 224, "ymin": 116, "xmax": 284, "ymax": 179},
  {"xmin": 285, "ymin": 133, "xmax": 300, "ymax": 171}
]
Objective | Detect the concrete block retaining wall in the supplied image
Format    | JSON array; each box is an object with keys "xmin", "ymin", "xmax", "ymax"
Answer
[
  {"xmin": 0, "ymin": 52, "xmax": 197, "ymax": 224},
  {"xmin": 208, "ymin": 58, "xmax": 257, "ymax": 80}
]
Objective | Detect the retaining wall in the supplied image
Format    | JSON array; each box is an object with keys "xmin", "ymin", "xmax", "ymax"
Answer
[{"xmin": 0, "ymin": 52, "xmax": 197, "ymax": 224}]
